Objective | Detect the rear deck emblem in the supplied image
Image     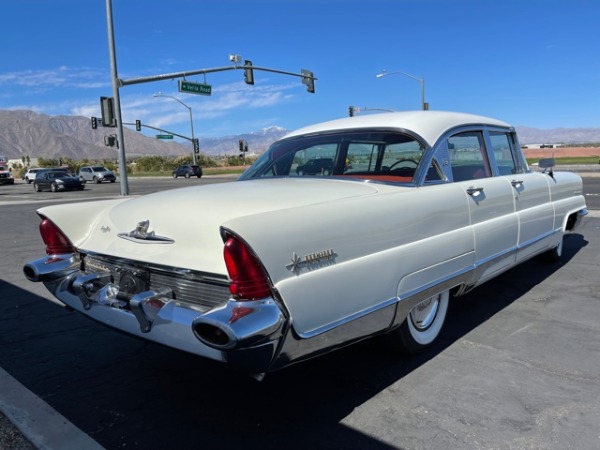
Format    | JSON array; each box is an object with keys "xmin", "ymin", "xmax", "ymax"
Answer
[
  {"xmin": 286, "ymin": 249, "xmax": 337, "ymax": 274},
  {"xmin": 118, "ymin": 220, "xmax": 174, "ymax": 244}
]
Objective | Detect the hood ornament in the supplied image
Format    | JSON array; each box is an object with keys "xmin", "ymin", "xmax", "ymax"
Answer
[{"xmin": 118, "ymin": 220, "xmax": 174, "ymax": 244}]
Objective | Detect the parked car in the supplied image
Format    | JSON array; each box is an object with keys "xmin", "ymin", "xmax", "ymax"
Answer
[
  {"xmin": 79, "ymin": 166, "xmax": 116, "ymax": 183},
  {"xmin": 0, "ymin": 165, "xmax": 14, "ymax": 185},
  {"xmin": 33, "ymin": 169, "xmax": 85, "ymax": 192},
  {"xmin": 23, "ymin": 168, "xmax": 48, "ymax": 183},
  {"xmin": 23, "ymin": 111, "xmax": 587, "ymax": 377},
  {"xmin": 172, "ymin": 164, "xmax": 203, "ymax": 178},
  {"xmin": 296, "ymin": 158, "xmax": 334, "ymax": 176}
]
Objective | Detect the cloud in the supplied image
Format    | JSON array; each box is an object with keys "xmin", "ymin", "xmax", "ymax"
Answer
[{"xmin": 0, "ymin": 66, "xmax": 109, "ymax": 89}]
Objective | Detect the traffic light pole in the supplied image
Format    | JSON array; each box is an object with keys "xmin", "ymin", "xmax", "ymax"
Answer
[
  {"xmin": 118, "ymin": 65, "xmax": 316, "ymax": 90},
  {"xmin": 105, "ymin": 0, "xmax": 317, "ymax": 195},
  {"xmin": 105, "ymin": 0, "xmax": 129, "ymax": 195}
]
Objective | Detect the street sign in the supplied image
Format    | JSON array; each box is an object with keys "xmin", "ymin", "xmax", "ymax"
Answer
[
  {"xmin": 178, "ymin": 80, "xmax": 212, "ymax": 96},
  {"xmin": 156, "ymin": 134, "xmax": 174, "ymax": 140}
]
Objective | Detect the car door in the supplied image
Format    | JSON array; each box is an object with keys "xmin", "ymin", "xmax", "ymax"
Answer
[
  {"xmin": 448, "ymin": 131, "xmax": 518, "ymax": 283},
  {"xmin": 488, "ymin": 131, "xmax": 554, "ymax": 262}
]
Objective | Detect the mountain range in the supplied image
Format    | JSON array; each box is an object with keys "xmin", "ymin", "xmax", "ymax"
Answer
[{"xmin": 0, "ymin": 110, "xmax": 598, "ymax": 161}]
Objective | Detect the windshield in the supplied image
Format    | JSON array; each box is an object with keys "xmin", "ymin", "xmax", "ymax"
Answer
[{"xmin": 240, "ymin": 130, "xmax": 426, "ymax": 183}]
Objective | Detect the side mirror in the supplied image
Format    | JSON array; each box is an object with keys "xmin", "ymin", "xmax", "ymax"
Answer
[{"xmin": 538, "ymin": 158, "xmax": 555, "ymax": 169}]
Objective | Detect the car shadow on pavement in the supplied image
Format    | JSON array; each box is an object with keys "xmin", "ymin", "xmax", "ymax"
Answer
[{"xmin": 0, "ymin": 234, "xmax": 587, "ymax": 450}]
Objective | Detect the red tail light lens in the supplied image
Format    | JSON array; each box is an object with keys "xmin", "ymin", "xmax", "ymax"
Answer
[
  {"xmin": 223, "ymin": 235, "xmax": 271, "ymax": 300},
  {"xmin": 39, "ymin": 217, "xmax": 75, "ymax": 255}
]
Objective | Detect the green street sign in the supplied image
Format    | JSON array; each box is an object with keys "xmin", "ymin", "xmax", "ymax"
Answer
[
  {"xmin": 178, "ymin": 80, "xmax": 212, "ymax": 96},
  {"xmin": 156, "ymin": 134, "xmax": 174, "ymax": 140}
]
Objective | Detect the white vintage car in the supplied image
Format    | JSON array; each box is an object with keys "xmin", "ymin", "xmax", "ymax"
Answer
[{"xmin": 24, "ymin": 111, "xmax": 587, "ymax": 377}]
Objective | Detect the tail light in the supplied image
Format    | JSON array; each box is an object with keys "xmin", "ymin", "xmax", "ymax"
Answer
[
  {"xmin": 39, "ymin": 216, "xmax": 75, "ymax": 255},
  {"xmin": 223, "ymin": 234, "xmax": 271, "ymax": 300}
]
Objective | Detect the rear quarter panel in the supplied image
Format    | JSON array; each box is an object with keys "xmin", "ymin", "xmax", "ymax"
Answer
[{"xmin": 223, "ymin": 183, "xmax": 475, "ymax": 336}]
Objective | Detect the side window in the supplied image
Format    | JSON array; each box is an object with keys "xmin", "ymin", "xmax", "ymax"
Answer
[
  {"xmin": 490, "ymin": 133, "xmax": 516, "ymax": 175},
  {"xmin": 448, "ymin": 132, "xmax": 491, "ymax": 182},
  {"xmin": 490, "ymin": 132, "xmax": 526, "ymax": 175},
  {"xmin": 345, "ymin": 143, "xmax": 381, "ymax": 173}
]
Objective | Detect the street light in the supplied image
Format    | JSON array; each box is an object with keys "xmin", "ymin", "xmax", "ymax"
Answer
[
  {"xmin": 153, "ymin": 92, "xmax": 197, "ymax": 164},
  {"xmin": 376, "ymin": 70, "xmax": 428, "ymax": 111}
]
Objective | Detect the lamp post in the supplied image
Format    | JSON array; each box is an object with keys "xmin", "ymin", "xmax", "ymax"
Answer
[
  {"xmin": 376, "ymin": 70, "xmax": 427, "ymax": 111},
  {"xmin": 153, "ymin": 92, "xmax": 197, "ymax": 164}
]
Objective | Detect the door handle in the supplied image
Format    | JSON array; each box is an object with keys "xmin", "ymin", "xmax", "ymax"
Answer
[
  {"xmin": 511, "ymin": 179, "xmax": 523, "ymax": 188},
  {"xmin": 466, "ymin": 186, "xmax": 484, "ymax": 196}
]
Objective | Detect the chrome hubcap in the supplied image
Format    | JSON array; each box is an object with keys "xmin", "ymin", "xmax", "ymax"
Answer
[{"xmin": 410, "ymin": 294, "xmax": 440, "ymax": 331}]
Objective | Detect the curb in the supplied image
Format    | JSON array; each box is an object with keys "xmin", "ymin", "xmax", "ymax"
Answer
[{"xmin": 0, "ymin": 367, "xmax": 104, "ymax": 450}]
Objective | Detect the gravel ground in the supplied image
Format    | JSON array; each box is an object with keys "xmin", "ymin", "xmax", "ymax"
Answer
[{"xmin": 0, "ymin": 412, "xmax": 35, "ymax": 450}]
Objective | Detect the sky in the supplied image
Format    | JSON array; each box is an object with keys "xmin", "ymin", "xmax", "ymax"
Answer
[{"xmin": 1, "ymin": 0, "xmax": 599, "ymax": 142}]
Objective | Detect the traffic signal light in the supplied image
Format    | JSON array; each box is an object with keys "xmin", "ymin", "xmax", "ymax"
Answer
[
  {"xmin": 243, "ymin": 60, "xmax": 254, "ymax": 85},
  {"xmin": 104, "ymin": 135, "xmax": 117, "ymax": 147},
  {"xmin": 239, "ymin": 140, "xmax": 244, "ymax": 151},
  {"xmin": 135, "ymin": 120, "xmax": 141, "ymax": 132},
  {"xmin": 349, "ymin": 106, "xmax": 354, "ymax": 117},
  {"xmin": 100, "ymin": 96, "xmax": 116, "ymax": 127},
  {"xmin": 193, "ymin": 138, "xmax": 199, "ymax": 153},
  {"xmin": 301, "ymin": 69, "xmax": 315, "ymax": 94},
  {"xmin": 91, "ymin": 117, "xmax": 98, "ymax": 129}
]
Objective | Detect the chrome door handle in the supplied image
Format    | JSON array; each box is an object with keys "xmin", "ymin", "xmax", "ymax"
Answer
[
  {"xmin": 511, "ymin": 179, "xmax": 523, "ymax": 188},
  {"xmin": 466, "ymin": 186, "xmax": 484, "ymax": 196}
]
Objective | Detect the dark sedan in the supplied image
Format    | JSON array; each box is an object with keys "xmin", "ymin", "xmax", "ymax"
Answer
[
  {"xmin": 172, "ymin": 164, "xmax": 203, "ymax": 178},
  {"xmin": 33, "ymin": 169, "xmax": 85, "ymax": 192}
]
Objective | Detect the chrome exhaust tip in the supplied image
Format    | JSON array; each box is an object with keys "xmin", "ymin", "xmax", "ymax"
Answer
[
  {"xmin": 23, "ymin": 255, "xmax": 78, "ymax": 282},
  {"xmin": 192, "ymin": 298, "xmax": 285, "ymax": 350}
]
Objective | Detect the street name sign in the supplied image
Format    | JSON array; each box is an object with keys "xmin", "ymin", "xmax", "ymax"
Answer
[
  {"xmin": 156, "ymin": 134, "xmax": 174, "ymax": 140},
  {"xmin": 178, "ymin": 80, "xmax": 212, "ymax": 96}
]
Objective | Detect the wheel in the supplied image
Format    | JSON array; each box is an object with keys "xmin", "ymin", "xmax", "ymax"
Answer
[
  {"xmin": 172, "ymin": 173, "xmax": 178, "ymax": 178},
  {"xmin": 93, "ymin": 176, "xmax": 100, "ymax": 184},
  {"xmin": 185, "ymin": 172, "xmax": 190, "ymax": 178},
  {"xmin": 34, "ymin": 183, "xmax": 41, "ymax": 192},
  {"xmin": 51, "ymin": 183, "xmax": 57, "ymax": 192},
  {"xmin": 297, "ymin": 170, "xmax": 304, "ymax": 176},
  {"xmin": 323, "ymin": 169, "xmax": 331, "ymax": 176},
  {"xmin": 110, "ymin": 179, "xmax": 115, "ymax": 183},
  {"xmin": 26, "ymin": 178, "xmax": 32, "ymax": 184},
  {"xmin": 389, "ymin": 290, "xmax": 449, "ymax": 355}
]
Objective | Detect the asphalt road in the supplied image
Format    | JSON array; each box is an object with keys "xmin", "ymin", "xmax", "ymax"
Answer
[{"xmin": 1, "ymin": 173, "xmax": 599, "ymax": 449}]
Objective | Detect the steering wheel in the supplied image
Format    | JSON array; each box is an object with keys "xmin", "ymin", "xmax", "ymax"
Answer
[{"xmin": 388, "ymin": 158, "xmax": 419, "ymax": 170}]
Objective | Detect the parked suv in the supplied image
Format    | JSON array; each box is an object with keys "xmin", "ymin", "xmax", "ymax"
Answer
[
  {"xmin": 172, "ymin": 164, "xmax": 203, "ymax": 178},
  {"xmin": 79, "ymin": 166, "xmax": 116, "ymax": 183}
]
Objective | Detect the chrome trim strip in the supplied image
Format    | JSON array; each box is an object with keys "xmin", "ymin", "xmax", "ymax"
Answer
[
  {"xmin": 295, "ymin": 297, "xmax": 400, "ymax": 340},
  {"xmin": 516, "ymin": 229, "xmax": 556, "ymax": 251},
  {"xmin": 80, "ymin": 250, "xmax": 229, "ymax": 283},
  {"xmin": 294, "ymin": 265, "xmax": 476, "ymax": 340}
]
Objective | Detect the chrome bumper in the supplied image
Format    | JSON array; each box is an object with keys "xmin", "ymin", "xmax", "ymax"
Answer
[{"xmin": 23, "ymin": 255, "xmax": 287, "ymax": 373}]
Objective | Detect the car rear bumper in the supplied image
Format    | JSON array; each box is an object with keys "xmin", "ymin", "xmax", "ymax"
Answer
[{"xmin": 23, "ymin": 254, "xmax": 287, "ymax": 374}]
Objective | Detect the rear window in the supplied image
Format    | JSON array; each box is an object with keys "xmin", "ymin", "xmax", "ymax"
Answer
[{"xmin": 240, "ymin": 130, "xmax": 425, "ymax": 184}]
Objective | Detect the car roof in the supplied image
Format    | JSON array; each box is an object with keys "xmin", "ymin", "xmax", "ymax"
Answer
[{"xmin": 282, "ymin": 111, "xmax": 512, "ymax": 147}]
